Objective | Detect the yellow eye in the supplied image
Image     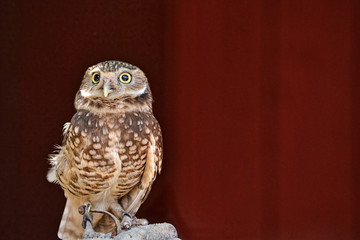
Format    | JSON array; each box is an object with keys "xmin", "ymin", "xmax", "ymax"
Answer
[
  {"xmin": 119, "ymin": 72, "xmax": 132, "ymax": 83},
  {"xmin": 92, "ymin": 72, "xmax": 100, "ymax": 84}
]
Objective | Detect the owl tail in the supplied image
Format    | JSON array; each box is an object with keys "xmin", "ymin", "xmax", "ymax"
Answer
[{"xmin": 58, "ymin": 198, "xmax": 84, "ymax": 240}]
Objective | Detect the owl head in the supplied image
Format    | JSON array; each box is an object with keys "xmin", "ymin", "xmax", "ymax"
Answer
[{"xmin": 75, "ymin": 61, "xmax": 153, "ymax": 112}]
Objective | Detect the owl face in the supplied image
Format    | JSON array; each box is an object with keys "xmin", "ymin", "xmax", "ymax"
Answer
[
  {"xmin": 79, "ymin": 61, "xmax": 150, "ymax": 100},
  {"xmin": 75, "ymin": 61, "xmax": 153, "ymax": 112}
]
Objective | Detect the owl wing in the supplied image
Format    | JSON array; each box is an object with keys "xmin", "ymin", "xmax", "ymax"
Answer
[
  {"xmin": 139, "ymin": 128, "xmax": 163, "ymax": 199},
  {"xmin": 47, "ymin": 122, "xmax": 85, "ymax": 240},
  {"xmin": 120, "ymin": 123, "xmax": 163, "ymax": 215},
  {"xmin": 47, "ymin": 122, "xmax": 71, "ymax": 183}
]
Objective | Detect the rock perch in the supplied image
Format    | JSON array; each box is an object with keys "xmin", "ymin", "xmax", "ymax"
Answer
[{"xmin": 82, "ymin": 222, "xmax": 180, "ymax": 240}]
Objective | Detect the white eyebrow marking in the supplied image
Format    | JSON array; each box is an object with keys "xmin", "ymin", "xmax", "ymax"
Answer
[
  {"xmin": 129, "ymin": 85, "xmax": 147, "ymax": 96},
  {"xmin": 80, "ymin": 90, "xmax": 93, "ymax": 97},
  {"xmin": 90, "ymin": 67, "xmax": 100, "ymax": 74}
]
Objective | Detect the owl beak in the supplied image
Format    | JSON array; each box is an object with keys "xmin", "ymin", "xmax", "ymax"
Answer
[{"xmin": 103, "ymin": 81, "xmax": 111, "ymax": 97}]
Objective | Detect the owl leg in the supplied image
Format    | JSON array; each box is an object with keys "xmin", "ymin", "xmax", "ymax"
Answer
[
  {"xmin": 109, "ymin": 201, "xmax": 132, "ymax": 229},
  {"xmin": 79, "ymin": 203, "xmax": 99, "ymax": 238},
  {"xmin": 79, "ymin": 203, "xmax": 93, "ymax": 228},
  {"xmin": 110, "ymin": 205, "xmax": 148, "ymax": 229},
  {"xmin": 109, "ymin": 202, "xmax": 146, "ymax": 229},
  {"xmin": 121, "ymin": 212, "xmax": 133, "ymax": 229},
  {"xmin": 117, "ymin": 187, "xmax": 150, "ymax": 228},
  {"xmin": 79, "ymin": 203, "xmax": 114, "ymax": 238}
]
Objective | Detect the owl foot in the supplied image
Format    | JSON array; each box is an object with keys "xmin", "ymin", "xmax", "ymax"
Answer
[
  {"xmin": 79, "ymin": 204, "xmax": 122, "ymax": 237},
  {"xmin": 79, "ymin": 204, "xmax": 105, "ymax": 238},
  {"xmin": 132, "ymin": 216, "xmax": 149, "ymax": 226},
  {"xmin": 121, "ymin": 212, "xmax": 132, "ymax": 229},
  {"xmin": 79, "ymin": 203, "xmax": 93, "ymax": 229},
  {"xmin": 121, "ymin": 212, "xmax": 149, "ymax": 230},
  {"xmin": 82, "ymin": 220, "xmax": 110, "ymax": 239}
]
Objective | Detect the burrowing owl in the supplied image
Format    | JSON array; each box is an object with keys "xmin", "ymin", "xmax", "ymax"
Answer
[{"xmin": 47, "ymin": 61, "xmax": 163, "ymax": 240}]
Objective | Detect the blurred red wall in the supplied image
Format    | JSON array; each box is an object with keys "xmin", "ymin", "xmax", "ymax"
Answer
[{"xmin": 1, "ymin": 0, "xmax": 359, "ymax": 239}]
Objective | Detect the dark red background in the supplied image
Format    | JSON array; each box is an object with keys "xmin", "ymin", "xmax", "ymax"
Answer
[{"xmin": 1, "ymin": 0, "xmax": 359, "ymax": 239}]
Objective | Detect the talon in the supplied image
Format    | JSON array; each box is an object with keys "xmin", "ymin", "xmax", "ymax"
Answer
[
  {"xmin": 123, "ymin": 222, "xmax": 131, "ymax": 229},
  {"xmin": 132, "ymin": 217, "xmax": 149, "ymax": 227}
]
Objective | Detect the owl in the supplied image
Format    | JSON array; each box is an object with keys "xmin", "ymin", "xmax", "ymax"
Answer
[{"xmin": 47, "ymin": 61, "xmax": 163, "ymax": 240}]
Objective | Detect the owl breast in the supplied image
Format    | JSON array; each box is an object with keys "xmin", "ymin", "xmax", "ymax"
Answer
[{"xmin": 60, "ymin": 110, "xmax": 159, "ymax": 198}]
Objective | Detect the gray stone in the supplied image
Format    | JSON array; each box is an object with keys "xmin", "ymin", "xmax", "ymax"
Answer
[{"xmin": 82, "ymin": 223, "xmax": 180, "ymax": 240}]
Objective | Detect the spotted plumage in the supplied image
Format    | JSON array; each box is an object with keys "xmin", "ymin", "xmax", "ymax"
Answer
[{"xmin": 47, "ymin": 61, "xmax": 163, "ymax": 240}]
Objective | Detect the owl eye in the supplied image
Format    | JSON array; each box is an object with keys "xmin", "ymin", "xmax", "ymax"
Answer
[
  {"xmin": 119, "ymin": 72, "xmax": 132, "ymax": 84},
  {"xmin": 92, "ymin": 72, "xmax": 100, "ymax": 84}
]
